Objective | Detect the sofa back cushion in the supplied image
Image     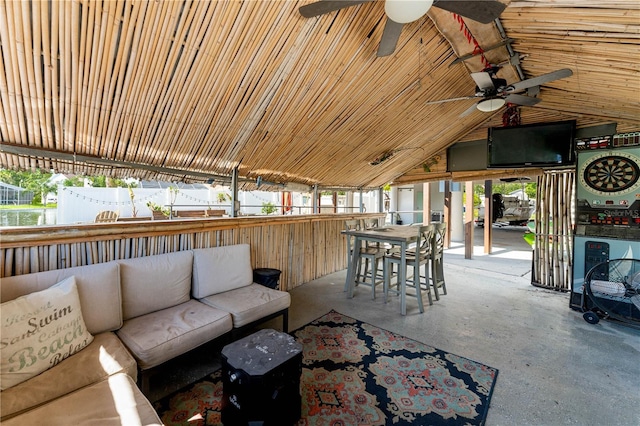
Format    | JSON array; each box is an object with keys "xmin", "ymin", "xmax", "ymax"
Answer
[
  {"xmin": 1, "ymin": 276, "xmax": 94, "ymax": 390},
  {"xmin": 0, "ymin": 262, "xmax": 122, "ymax": 334},
  {"xmin": 117, "ymin": 251, "xmax": 193, "ymax": 320},
  {"xmin": 192, "ymin": 244, "xmax": 253, "ymax": 298}
]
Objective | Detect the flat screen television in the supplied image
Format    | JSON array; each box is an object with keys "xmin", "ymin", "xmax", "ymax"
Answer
[{"xmin": 487, "ymin": 120, "xmax": 576, "ymax": 168}]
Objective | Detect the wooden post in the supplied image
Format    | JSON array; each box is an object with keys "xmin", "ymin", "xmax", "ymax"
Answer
[
  {"xmin": 231, "ymin": 167, "xmax": 239, "ymax": 218},
  {"xmin": 313, "ymin": 185, "xmax": 319, "ymax": 214},
  {"xmin": 443, "ymin": 180, "xmax": 450, "ymax": 249},
  {"xmin": 484, "ymin": 180, "xmax": 492, "ymax": 254},
  {"xmin": 464, "ymin": 181, "xmax": 474, "ymax": 259},
  {"xmin": 423, "ymin": 182, "xmax": 431, "ymax": 224},
  {"xmin": 346, "ymin": 191, "xmax": 354, "ymax": 213}
]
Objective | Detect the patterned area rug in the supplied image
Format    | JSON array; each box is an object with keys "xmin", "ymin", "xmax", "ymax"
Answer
[{"xmin": 154, "ymin": 310, "xmax": 498, "ymax": 425}]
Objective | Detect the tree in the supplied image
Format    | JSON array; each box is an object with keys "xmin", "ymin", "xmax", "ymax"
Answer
[
  {"xmin": 64, "ymin": 175, "xmax": 131, "ymax": 188},
  {"xmin": 0, "ymin": 169, "xmax": 61, "ymax": 205},
  {"xmin": 128, "ymin": 185, "xmax": 138, "ymax": 217},
  {"xmin": 40, "ymin": 182, "xmax": 57, "ymax": 206},
  {"xmin": 261, "ymin": 202, "xmax": 277, "ymax": 215},
  {"xmin": 524, "ymin": 183, "xmax": 537, "ymax": 200},
  {"xmin": 0, "ymin": 169, "xmax": 20, "ymax": 186},
  {"xmin": 462, "ymin": 191, "xmax": 482, "ymax": 208},
  {"xmin": 63, "ymin": 176, "xmax": 86, "ymax": 187},
  {"xmin": 486, "ymin": 182, "xmax": 537, "ymax": 200},
  {"xmin": 216, "ymin": 192, "xmax": 231, "ymax": 204},
  {"xmin": 0, "ymin": 169, "xmax": 49, "ymax": 189},
  {"xmin": 25, "ymin": 170, "xmax": 53, "ymax": 205}
]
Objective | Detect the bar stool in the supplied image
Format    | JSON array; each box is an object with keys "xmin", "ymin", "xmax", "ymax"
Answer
[
  {"xmin": 383, "ymin": 224, "xmax": 435, "ymax": 313},
  {"xmin": 355, "ymin": 218, "xmax": 388, "ymax": 299},
  {"xmin": 343, "ymin": 219, "xmax": 361, "ymax": 293},
  {"xmin": 431, "ymin": 222, "xmax": 447, "ymax": 300}
]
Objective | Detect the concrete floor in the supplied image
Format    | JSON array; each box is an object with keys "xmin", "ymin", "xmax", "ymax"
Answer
[
  {"xmin": 151, "ymin": 226, "xmax": 640, "ymax": 426},
  {"xmin": 288, "ymin": 226, "xmax": 640, "ymax": 426}
]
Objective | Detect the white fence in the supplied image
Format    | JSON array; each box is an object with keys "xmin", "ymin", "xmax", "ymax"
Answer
[
  {"xmin": 56, "ymin": 186, "xmax": 382, "ymax": 224},
  {"xmin": 57, "ymin": 186, "xmax": 273, "ymax": 224}
]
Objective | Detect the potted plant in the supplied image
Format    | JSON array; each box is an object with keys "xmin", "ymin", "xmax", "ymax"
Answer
[
  {"xmin": 147, "ymin": 202, "xmax": 170, "ymax": 220},
  {"xmin": 261, "ymin": 202, "xmax": 277, "ymax": 215},
  {"xmin": 216, "ymin": 192, "xmax": 231, "ymax": 204},
  {"xmin": 128, "ymin": 185, "xmax": 138, "ymax": 218}
]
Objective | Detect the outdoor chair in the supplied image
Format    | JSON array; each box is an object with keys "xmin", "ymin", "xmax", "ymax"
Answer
[
  {"xmin": 343, "ymin": 219, "xmax": 361, "ymax": 292},
  {"xmin": 355, "ymin": 217, "xmax": 391, "ymax": 300},
  {"xmin": 383, "ymin": 224, "xmax": 435, "ymax": 313},
  {"xmin": 94, "ymin": 210, "xmax": 119, "ymax": 223},
  {"xmin": 431, "ymin": 222, "xmax": 448, "ymax": 300}
]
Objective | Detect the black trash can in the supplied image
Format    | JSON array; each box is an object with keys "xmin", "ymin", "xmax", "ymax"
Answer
[{"xmin": 253, "ymin": 268, "xmax": 281, "ymax": 289}]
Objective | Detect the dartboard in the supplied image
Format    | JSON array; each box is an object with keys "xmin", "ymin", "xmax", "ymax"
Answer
[{"xmin": 580, "ymin": 152, "xmax": 640, "ymax": 195}]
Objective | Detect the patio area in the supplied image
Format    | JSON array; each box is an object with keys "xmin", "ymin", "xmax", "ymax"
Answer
[{"xmin": 148, "ymin": 227, "xmax": 640, "ymax": 425}]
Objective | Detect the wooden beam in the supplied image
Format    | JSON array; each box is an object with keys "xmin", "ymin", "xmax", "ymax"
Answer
[
  {"xmin": 443, "ymin": 180, "xmax": 451, "ymax": 249},
  {"xmin": 464, "ymin": 181, "xmax": 474, "ymax": 259},
  {"xmin": 0, "ymin": 141, "xmax": 233, "ymax": 183},
  {"xmin": 484, "ymin": 180, "xmax": 493, "ymax": 254},
  {"xmin": 423, "ymin": 182, "xmax": 431, "ymax": 224}
]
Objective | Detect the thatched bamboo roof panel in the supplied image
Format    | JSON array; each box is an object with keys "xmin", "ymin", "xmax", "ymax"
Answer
[{"xmin": 0, "ymin": 1, "xmax": 638, "ymax": 187}]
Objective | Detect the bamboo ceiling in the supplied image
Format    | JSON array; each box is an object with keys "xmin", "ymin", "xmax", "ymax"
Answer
[{"xmin": 0, "ymin": 1, "xmax": 638, "ymax": 188}]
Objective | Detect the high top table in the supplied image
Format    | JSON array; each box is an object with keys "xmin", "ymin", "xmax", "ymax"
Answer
[{"xmin": 342, "ymin": 225, "xmax": 420, "ymax": 315}]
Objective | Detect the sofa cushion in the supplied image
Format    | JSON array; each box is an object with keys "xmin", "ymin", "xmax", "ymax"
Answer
[
  {"xmin": 117, "ymin": 251, "xmax": 193, "ymax": 320},
  {"xmin": 1, "ymin": 277, "xmax": 94, "ymax": 391},
  {"xmin": 0, "ymin": 332, "xmax": 137, "ymax": 421},
  {"xmin": 116, "ymin": 300, "xmax": 232, "ymax": 370},
  {"xmin": 1, "ymin": 373, "xmax": 162, "ymax": 426},
  {"xmin": 192, "ymin": 244, "xmax": 253, "ymax": 298},
  {"xmin": 199, "ymin": 284, "xmax": 291, "ymax": 328},
  {"xmin": 0, "ymin": 262, "xmax": 122, "ymax": 334}
]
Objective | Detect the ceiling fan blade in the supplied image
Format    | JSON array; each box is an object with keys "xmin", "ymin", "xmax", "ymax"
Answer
[
  {"xmin": 299, "ymin": 0, "xmax": 372, "ymax": 18},
  {"xmin": 459, "ymin": 102, "xmax": 480, "ymax": 117},
  {"xmin": 470, "ymin": 71, "xmax": 495, "ymax": 91},
  {"xmin": 506, "ymin": 68, "xmax": 573, "ymax": 93},
  {"xmin": 433, "ymin": 0, "xmax": 507, "ymax": 24},
  {"xmin": 425, "ymin": 96, "xmax": 476, "ymax": 106},
  {"xmin": 504, "ymin": 93, "xmax": 542, "ymax": 106},
  {"xmin": 377, "ymin": 19, "xmax": 404, "ymax": 57}
]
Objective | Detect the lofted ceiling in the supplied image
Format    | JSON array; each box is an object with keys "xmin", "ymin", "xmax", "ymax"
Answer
[{"xmin": 0, "ymin": 1, "xmax": 638, "ymax": 190}]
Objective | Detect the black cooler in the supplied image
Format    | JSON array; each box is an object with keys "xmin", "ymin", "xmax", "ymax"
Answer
[{"xmin": 221, "ymin": 329, "xmax": 302, "ymax": 425}]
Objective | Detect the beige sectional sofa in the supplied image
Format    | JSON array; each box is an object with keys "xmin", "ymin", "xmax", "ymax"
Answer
[{"xmin": 0, "ymin": 244, "xmax": 290, "ymax": 425}]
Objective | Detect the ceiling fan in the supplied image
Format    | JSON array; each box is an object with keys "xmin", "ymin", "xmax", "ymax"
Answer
[
  {"xmin": 425, "ymin": 67, "xmax": 574, "ymax": 116},
  {"xmin": 299, "ymin": 0, "xmax": 507, "ymax": 57}
]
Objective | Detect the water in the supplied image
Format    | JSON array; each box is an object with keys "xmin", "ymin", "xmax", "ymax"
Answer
[{"xmin": 0, "ymin": 209, "xmax": 57, "ymax": 227}]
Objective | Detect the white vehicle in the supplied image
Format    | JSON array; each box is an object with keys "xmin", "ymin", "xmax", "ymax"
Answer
[{"xmin": 476, "ymin": 194, "xmax": 534, "ymax": 227}]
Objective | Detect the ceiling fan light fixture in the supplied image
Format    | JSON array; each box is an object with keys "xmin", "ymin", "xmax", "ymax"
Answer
[
  {"xmin": 476, "ymin": 97, "xmax": 505, "ymax": 112},
  {"xmin": 384, "ymin": 0, "xmax": 433, "ymax": 24}
]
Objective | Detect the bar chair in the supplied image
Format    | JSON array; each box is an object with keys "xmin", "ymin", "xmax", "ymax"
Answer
[
  {"xmin": 431, "ymin": 222, "xmax": 448, "ymax": 300},
  {"xmin": 354, "ymin": 218, "xmax": 389, "ymax": 299},
  {"xmin": 343, "ymin": 219, "xmax": 361, "ymax": 293},
  {"xmin": 383, "ymin": 224, "xmax": 435, "ymax": 313}
]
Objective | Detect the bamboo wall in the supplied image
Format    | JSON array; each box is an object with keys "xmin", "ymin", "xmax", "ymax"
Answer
[
  {"xmin": 0, "ymin": 213, "xmax": 384, "ymax": 291},
  {"xmin": 532, "ymin": 171, "xmax": 575, "ymax": 291}
]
